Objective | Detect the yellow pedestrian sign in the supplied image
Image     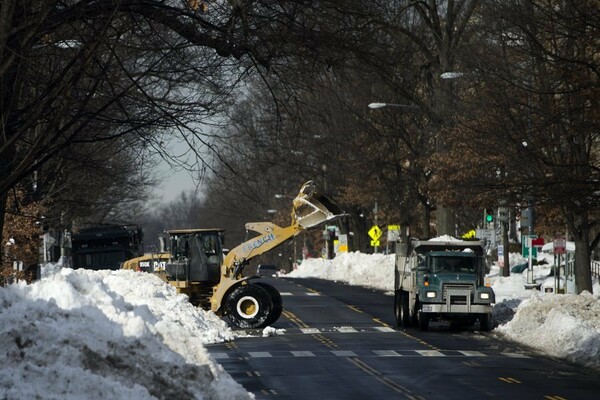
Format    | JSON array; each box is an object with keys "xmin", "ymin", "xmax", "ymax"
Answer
[
  {"xmin": 370, "ymin": 239, "xmax": 380, "ymax": 247},
  {"xmin": 368, "ymin": 225, "xmax": 382, "ymax": 241}
]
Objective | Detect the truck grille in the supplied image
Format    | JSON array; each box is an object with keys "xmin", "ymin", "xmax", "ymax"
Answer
[{"xmin": 443, "ymin": 284, "xmax": 474, "ymax": 304}]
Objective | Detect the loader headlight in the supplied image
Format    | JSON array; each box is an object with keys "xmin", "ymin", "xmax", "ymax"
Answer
[
  {"xmin": 426, "ymin": 291, "xmax": 437, "ymax": 298},
  {"xmin": 479, "ymin": 292, "xmax": 490, "ymax": 300}
]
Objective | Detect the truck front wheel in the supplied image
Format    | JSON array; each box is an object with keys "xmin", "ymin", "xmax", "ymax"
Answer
[
  {"xmin": 419, "ymin": 313, "xmax": 430, "ymax": 331},
  {"xmin": 479, "ymin": 313, "xmax": 494, "ymax": 331},
  {"xmin": 225, "ymin": 284, "xmax": 274, "ymax": 329}
]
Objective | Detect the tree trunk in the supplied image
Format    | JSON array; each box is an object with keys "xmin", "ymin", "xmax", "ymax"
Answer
[
  {"xmin": 567, "ymin": 209, "xmax": 594, "ymax": 294},
  {"xmin": 0, "ymin": 191, "xmax": 7, "ymax": 266},
  {"xmin": 573, "ymin": 236, "xmax": 593, "ymax": 294}
]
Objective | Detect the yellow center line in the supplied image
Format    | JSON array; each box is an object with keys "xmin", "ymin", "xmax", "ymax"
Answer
[
  {"xmin": 498, "ymin": 377, "xmax": 522, "ymax": 384},
  {"xmin": 282, "ymin": 310, "xmax": 310, "ymax": 328},
  {"xmin": 348, "ymin": 305, "xmax": 364, "ymax": 313},
  {"xmin": 348, "ymin": 357, "xmax": 421, "ymax": 398},
  {"xmin": 372, "ymin": 317, "xmax": 390, "ymax": 327}
]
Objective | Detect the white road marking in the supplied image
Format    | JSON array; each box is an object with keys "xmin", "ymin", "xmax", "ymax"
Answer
[
  {"xmin": 502, "ymin": 352, "xmax": 531, "ymax": 358},
  {"xmin": 374, "ymin": 326, "xmax": 396, "ymax": 332},
  {"xmin": 300, "ymin": 328, "xmax": 320, "ymax": 334},
  {"xmin": 415, "ymin": 350, "xmax": 445, "ymax": 357},
  {"xmin": 291, "ymin": 351, "xmax": 315, "ymax": 357},
  {"xmin": 332, "ymin": 350, "xmax": 357, "ymax": 357},
  {"xmin": 249, "ymin": 352, "xmax": 272, "ymax": 358},
  {"xmin": 373, "ymin": 350, "xmax": 402, "ymax": 357},
  {"xmin": 459, "ymin": 350, "xmax": 486, "ymax": 357},
  {"xmin": 336, "ymin": 326, "xmax": 358, "ymax": 333}
]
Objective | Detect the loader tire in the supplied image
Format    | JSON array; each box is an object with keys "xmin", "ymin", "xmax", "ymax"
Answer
[
  {"xmin": 254, "ymin": 282, "xmax": 283, "ymax": 326},
  {"xmin": 225, "ymin": 284, "xmax": 273, "ymax": 329}
]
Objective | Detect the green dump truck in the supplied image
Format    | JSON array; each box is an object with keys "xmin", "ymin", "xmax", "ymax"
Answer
[{"xmin": 394, "ymin": 238, "xmax": 495, "ymax": 331}]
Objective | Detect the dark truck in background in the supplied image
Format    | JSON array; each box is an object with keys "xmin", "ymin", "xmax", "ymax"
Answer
[{"xmin": 72, "ymin": 224, "xmax": 143, "ymax": 270}]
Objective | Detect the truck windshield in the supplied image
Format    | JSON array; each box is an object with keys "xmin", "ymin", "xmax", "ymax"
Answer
[{"xmin": 428, "ymin": 255, "xmax": 477, "ymax": 273}]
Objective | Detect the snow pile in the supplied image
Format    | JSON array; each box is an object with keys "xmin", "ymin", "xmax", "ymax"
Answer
[
  {"xmin": 497, "ymin": 291, "xmax": 600, "ymax": 370},
  {"xmin": 286, "ymin": 252, "xmax": 395, "ymax": 292},
  {"xmin": 0, "ymin": 266, "xmax": 251, "ymax": 400},
  {"xmin": 285, "ymin": 247, "xmax": 600, "ymax": 372}
]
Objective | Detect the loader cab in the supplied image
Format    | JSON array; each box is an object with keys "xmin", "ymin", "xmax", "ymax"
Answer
[{"xmin": 166, "ymin": 229, "xmax": 225, "ymax": 283}]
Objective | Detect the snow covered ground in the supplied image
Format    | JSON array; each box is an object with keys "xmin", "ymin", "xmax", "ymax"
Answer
[{"xmin": 1, "ymin": 241, "xmax": 599, "ymax": 399}]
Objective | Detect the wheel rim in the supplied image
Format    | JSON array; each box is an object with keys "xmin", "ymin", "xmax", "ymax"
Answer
[{"xmin": 237, "ymin": 296, "xmax": 259, "ymax": 319}]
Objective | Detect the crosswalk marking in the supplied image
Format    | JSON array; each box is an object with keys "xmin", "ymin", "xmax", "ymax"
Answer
[
  {"xmin": 373, "ymin": 350, "xmax": 402, "ymax": 357},
  {"xmin": 502, "ymin": 352, "xmax": 531, "ymax": 358},
  {"xmin": 248, "ymin": 352, "xmax": 272, "ymax": 358},
  {"xmin": 300, "ymin": 328, "xmax": 320, "ymax": 334},
  {"xmin": 331, "ymin": 350, "xmax": 357, "ymax": 357},
  {"xmin": 336, "ymin": 326, "xmax": 358, "ymax": 333},
  {"xmin": 459, "ymin": 350, "xmax": 486, "ymax": 357},
  {"xmin": 415, "ymin": 350, "xmax": 445, "ymax": 357},
  {"xmin": 374, "ymin": 326, "xmax": 396, "ymax": 332},
  {"xmin": 291, "ymin": 351, "xmax": 315, "ymax": 357},
  {"xmin": 211, "ymin": 349, "xmax": 531, "ymax": 359},
  {"xmin": 279, "ymin": 292, "xmax": 293, "ymax": 296}
]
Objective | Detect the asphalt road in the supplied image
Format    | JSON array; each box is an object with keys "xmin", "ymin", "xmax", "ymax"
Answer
[{"xmin": 206, "ymin": 276, "xmax": 600, "ymax": 399}]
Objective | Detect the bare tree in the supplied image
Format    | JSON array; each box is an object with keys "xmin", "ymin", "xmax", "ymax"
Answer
[{"xmin": 434, "ymin": 0, "xmax": 600, "ymax": 293}]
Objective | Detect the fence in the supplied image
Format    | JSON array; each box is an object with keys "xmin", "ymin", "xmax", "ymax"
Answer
[
  {"xmin": 565, "ymin": 256, "xmax": 600, "ymax": 284},
  {"xmin": 593, "ymin": 260, "xmax": 600, "ymax": 279}
]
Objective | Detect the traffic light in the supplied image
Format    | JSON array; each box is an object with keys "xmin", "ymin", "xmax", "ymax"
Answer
[{"xmin": 485, "ymin": 209, "xmax": 494, "ymax": 224}]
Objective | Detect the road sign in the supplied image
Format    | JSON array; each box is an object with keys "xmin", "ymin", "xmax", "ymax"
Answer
[
  {"xmin": 553, "ymin": 236, "xmax": 566, "ymax": 254},
  {"xmin": 462, "ymin": 229, "xmax": 476, "ymax": 239},
  {"xmin": 522, "ymin": 234, "xmax": 538, "ymax": 257},
  {"xmin": 338, "ymin": 234, "xmax": 348, "ymax": 253},
  {"xmin": 531, "ymin": 238, "xmax": 545, "ymax": 247},
  {"xmin": 370, "ymin": 239, "xmax": 380, "ymax": 247},
  {"xmin": 387, "ymin": 225, "xmax": 401, "ymax": 242},
  {"xmin": 476, "ymin": 228, "xmax": 496, "ymax": 247},
  {"xmin": 368, "ymin": 225, "xmax": 382, "ymax": 240}
]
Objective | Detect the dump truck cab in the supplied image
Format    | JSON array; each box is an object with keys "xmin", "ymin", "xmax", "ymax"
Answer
[{"xmin": 395, "ymin": 238, "xmax": 495, "ymax": 331}]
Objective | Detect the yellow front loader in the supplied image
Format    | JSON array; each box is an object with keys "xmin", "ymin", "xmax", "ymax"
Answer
[{"xmin": 122, "ymin": 181, "xmax": 344, "ymax": 329}]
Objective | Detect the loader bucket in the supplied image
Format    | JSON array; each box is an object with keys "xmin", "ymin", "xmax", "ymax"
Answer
[{"xmin": 292, "ymin": 181, "xmax": 345, "ymax": 229}]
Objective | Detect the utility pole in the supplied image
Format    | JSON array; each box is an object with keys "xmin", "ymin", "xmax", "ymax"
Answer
[{"xmin": 498, "ymin": 204, "xmax": 510, "ymax": 277}]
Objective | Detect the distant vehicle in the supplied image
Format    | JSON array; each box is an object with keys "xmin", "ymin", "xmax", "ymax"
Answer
[
  {"xmin": 257, "ymin": 264, "xmax": 278, "ymax": 276},
  {"xmin": 72, "ymin": 224, "xmax": 143, "ymax": 270}
]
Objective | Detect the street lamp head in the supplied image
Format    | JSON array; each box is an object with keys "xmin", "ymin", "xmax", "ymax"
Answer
[
  {"xmin": 368, "ymin": 102, "xmax": 419, "ymax": 110},
  {"xmin": 440, "ymin": 71, "xmax": 465, "ymax": 80}
]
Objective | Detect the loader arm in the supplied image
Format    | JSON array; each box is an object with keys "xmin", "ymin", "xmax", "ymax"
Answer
[
  {"xmin": 210, "ymin": 180, "xmax": 345, "ymax": 313},
  {"xmin": 222, "ymin": 222, "xmax": 302, "ymax": 278}
]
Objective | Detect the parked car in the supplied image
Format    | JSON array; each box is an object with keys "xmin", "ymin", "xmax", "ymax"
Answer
[{"xmin": 257, "ymin": 264, "xmax": 278, "ymax": 276}]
